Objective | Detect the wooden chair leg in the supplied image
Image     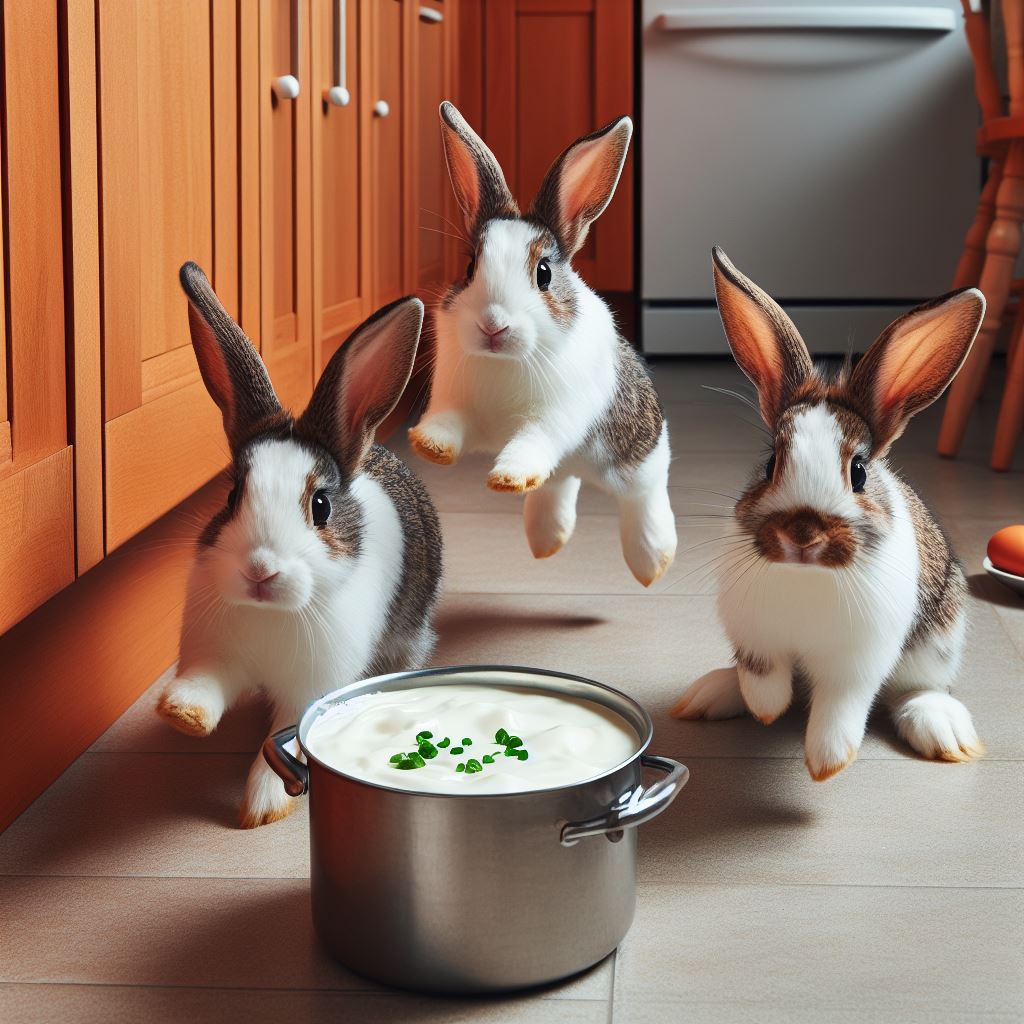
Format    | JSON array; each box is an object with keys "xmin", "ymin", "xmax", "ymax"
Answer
[
  {"xmin": 939, "ymin": 141, "xmax": 1024, "ymax": 457},
  {"xmin": 952, "ymin": 160, "xmax": 1002, "ymax": 290},
  {"xmin": 991, "ymin": 317, "xmax": 1024, "ymax": 469}
]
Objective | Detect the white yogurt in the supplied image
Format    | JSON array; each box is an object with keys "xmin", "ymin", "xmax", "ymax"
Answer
[{"xmin": 305, "ymin": 684, "xmax": 641, "ymax": 794}]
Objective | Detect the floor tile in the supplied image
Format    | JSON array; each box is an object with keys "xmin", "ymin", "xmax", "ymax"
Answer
[
  {"xmin": 0, "ymin": 876, "xmax": 608, "ymax": 1003},
  {"xmin": 0, "ymin": 753, "xmax": 310, "ymax": 878},
  {"xmin": 0, "ymin": 985, "xmax": 608, "ymax": 1024},
  {"xmin": 612, "ymin": 882, "xmax": 1024, "ymax": 1016},
  {"xmin": 638, "ymin": 758, "xmax": 1023, "ymax": 887}
]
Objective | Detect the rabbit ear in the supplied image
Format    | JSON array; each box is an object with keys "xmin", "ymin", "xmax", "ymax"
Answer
[
  {"xmin": 530, "ymin": 116, "xmax": 632, "ymax": 258},
  {"xmin": 300, "ymin": 296, "xmax": 425, "ymax": 474},
  {"xmin": 711, "ymin": 247, "xmax": 813, "ymax": 428},
  {"xmin": 439, "ymin": 100, "xmax": 518, "ymax": 236},
  {"xmin": 179, "ymin": 261, "xmax": 282, "ymax": 450},
  {"xmin": 848, "ymin": 288, "xmax": 985, "ymax": 453}
]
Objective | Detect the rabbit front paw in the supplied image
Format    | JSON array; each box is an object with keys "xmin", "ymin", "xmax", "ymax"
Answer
[
  {"xmin": 738, "ymin": 662, "xmax": 793, "ymax": 725},
  {"xmin": 239, "ymin": 756, "xmax": 298, "ymax": 829},
  {"xmin": 671, "ymin": 667, "xmax": 746, "ymax": 721},
  {"xmin": 487, "ymin": 467, "xmax": 549, "ymax": 493},
  {"xmin": 891, "ymin": 691, "xmax": 985, "ymax": 763},
  {"xmin": 157, "ymin": 674, "xmax": 227, "ymax": 737},
  {"xmin": 804, "ymin": 729, "xmax": 860, "ymax": 782},
  {"xmin": 408, "ymin": 419, "xmax": 463, "ymax": 466}
]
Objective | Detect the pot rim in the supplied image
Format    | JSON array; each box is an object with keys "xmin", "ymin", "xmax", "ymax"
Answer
[{"xmin": 296, "ymin": 664, "xmax": 654, "ymax": 800}]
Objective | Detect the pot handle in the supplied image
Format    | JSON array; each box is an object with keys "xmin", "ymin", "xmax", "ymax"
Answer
[
  {"xmin": 559, "ymin": 754, "xmax": 688, "ymax": 847},
  {"xmin": 263, "ymin": 726, "xmax": 309, "ymax": 797}
]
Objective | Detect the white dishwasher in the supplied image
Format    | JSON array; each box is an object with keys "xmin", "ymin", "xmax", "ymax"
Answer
[{"xmin": 641, "ymin": 1, "xmax": 979, "ymax": 354}]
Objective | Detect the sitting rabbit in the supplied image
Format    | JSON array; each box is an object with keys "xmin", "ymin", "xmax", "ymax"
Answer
[
  {"xmin": 408, "ymin": 102, "xmax": 676, "ymax": 587},
  {"xmin": 158, "ymin": 264, "xmax": 442, "ymax": 826},
  {"xmin": 673, "ymin": 247, "xmax": 986, "ymax": 780}
]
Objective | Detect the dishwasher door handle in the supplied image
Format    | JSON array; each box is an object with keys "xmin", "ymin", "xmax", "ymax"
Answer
[{"xmin": 655, "ymin": 6, "xmax": 956, "ymax": 34}]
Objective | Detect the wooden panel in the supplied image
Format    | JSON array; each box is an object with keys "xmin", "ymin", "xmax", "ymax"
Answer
[
  {"xmin": 482, "ymin": 0, "xmax": 633, "ymax": 291},
  {"xmin": 64, "ymin": 0, "xmax": 105, "ymax": 573},
  {"xmin": 105, "ymin": 383, "xmax": 226, "ymax": 551},
  {"xmin": 371, "ymin": 0, "xmax": 408, "ymax": 307},
  {"xmin": 415, "ymin": 0, "xmax": 455, "ymax": 291},
  {"xmin": 311, "ymin": 0, "xmax": 371, "ymax": 371},
  {"xmin": 0, "ymin": 449, "xmax": 75, "ymax": 636},
  {"xmin": 0, "ymin": 0, "xmax": 76, "ymax": 632},
  {"xmin": 260, "ymin": 0, "xmax": 314, "ymax": 413},
  {"xmin": 0, "ymin": 475, "xmax": 227, "ymax": 833},
  {"xmin": 98, "ymin": 0, "xmax": 237, "ymax": 550}
]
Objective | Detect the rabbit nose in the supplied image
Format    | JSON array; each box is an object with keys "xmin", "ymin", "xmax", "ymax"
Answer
[
  {"xmin": 243, "ymin": 561, "xmax": 278, "ymax": 583},
  {"xmin": 481, "ymin": 323, "xmax": 509, "ymax": 338}
]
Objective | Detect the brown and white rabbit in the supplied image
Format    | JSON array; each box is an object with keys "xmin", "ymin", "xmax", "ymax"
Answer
[
  {"xmin": 408, "ymin": 102, "xmax": 676, "ymax": 587},
  {"xmin": 158, "ymin": 264, "xmax": 442, "ymax": 826},
  {"xmin": 672, "ymin": 247, "xmax": 986, "ymax": 780}
]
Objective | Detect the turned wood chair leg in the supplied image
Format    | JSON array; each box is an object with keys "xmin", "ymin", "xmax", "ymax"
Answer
[
  {"xmin": 991, "ymin": 319, "xmax": 1024, "ymax": 469},
  {"xmin": 952, "ymin": 161, "xmax": 1002, "ymax": 290},
  {"xmin": 939, "ymin": 142, "xmax": 1024, "ymax": 457}
]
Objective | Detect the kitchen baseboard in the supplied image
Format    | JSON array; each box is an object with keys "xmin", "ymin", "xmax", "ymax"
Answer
[{"xmin": 0, "ymin": 474, "xmax": 227, "ymax": 833}]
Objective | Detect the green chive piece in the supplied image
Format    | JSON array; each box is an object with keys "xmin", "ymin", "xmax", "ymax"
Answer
[
  {"xmin": 410, "ymin": 753, "xmax": 425, "ymax": 768},
  {"xmin": 437, "ymin": 737, "xmax": 451, "ymax": 749},
  {"xmin": 450, "ymin": 746, "xmax": 464, "ymax": 755},
  {"xmin": 396, "ymin": 759, "xmax": 416, "ymax": 770},
  {"xmin": 466, "ymin": 758, "xmax": 482, "ymax": 772},
  {"xmin": 415, "ymin": 730, "xmax": 433, "ymax": 742},
  {"xmin": 482, "ymin": 754, "xmax": 494, "ymax": 764},
  {"xmin": 503, "ymin": 748, "xmax": 517, "ymax": 757},
  {"xmin": 495, "ymin": 728, "xmax": 509, "ymax": 745},
  {"xmin": 461, "ymin": 737, "xmax": 473, "ymax": 746},
  {"xmin": 517, "ymin": 750, "xmax": 529, "ymax": 761},
  {"xmin": 418, "ymin": 742, "xmax": 437, "ymax": 759},
  {"xmin": 389, "ymin": 754, "xmax": 403, "ymax": 764},
  {"xmin": 456, "ymin": 762, "xmax": 465, "ymax": 772},
  {"xmin": 506, "ymin": 736, "xmax": 523, "ymax": 750}
]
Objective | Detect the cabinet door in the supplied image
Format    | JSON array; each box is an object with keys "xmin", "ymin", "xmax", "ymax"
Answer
[
  {"xmin": 98, "ymin": 0, "xmax": 239, "ymax": 551},
  {"xmin": 414, "ymin": 0, "xmax": 459, "ymax": 291},
  {"xmin": 482, "ymin": 0, "xmax": 633, "ymax": 292},
  {"xmin": 311, "ymin": 0, "xmax": 372, "ymax": 371},
  {"xmin": 0, "ymin": 1, "xmax": 75, "ymax": 632},
  {"xmin": 259, "ymin": 0, "xmax": 314, "ymax": 410},
  {"xmin": 370, "ymin": 0, "xmax": 410, "ymax": 307}
]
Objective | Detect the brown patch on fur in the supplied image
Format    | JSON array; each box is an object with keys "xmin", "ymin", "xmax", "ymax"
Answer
[
  {"xmin": 898, "ymin": 479, "xmax": 966, "ymax": 650},
  {"xmin": 157, "ymin": 695, "xmax": 215, "ymax": 737},
  {"xmin": 487, "ymin": 470, "xmax": 547, "ymax": 493},
  {"xmin": 408, "ymin": 426, "xmax": 457, "ymax": 465},
  {"xmin": 239, "ymin": 795, "xmax": 298, "ymax": 829},
  {"xmin": 736, "ymin": 648, "xmax": 772, "ymax": 676},
  {"xmin": 588, "ymin": 339, "xmax": 664, "ymax": 468},
  {"xmin": 526, "ymin": 231, "xmax": 578, "ymax": 328},
  {"xmin": 807, "ymin": 745, "xmax": 857, "ymax": 781},
  {"xmin": 755, "ymin": 506, "xmax": 857, "ymax": 568}
]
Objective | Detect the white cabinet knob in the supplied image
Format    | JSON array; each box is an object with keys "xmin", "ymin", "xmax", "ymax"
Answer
[{"xmin": 373, "ymin": 99, "xmax": 390, "ymax": 118}]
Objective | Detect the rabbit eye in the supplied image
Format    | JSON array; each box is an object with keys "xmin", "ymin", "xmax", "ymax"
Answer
[
  {"xmin": 466, "ymin": 256, "xmax": 476, "ymax": 282},
  {"xmin": 311, "ymin": 490, "xmax": 331, "ymax": 527},
  {"xmin": 850, "ymin": 460, "xmax": 867, "ymax": 493},
  {"xmin": 537, "ymin": 259, "xmax": 552, "ymax": 291},
  {"xmin": 765, "ymin": 453, "xmax": 776, "ymax": 482}
]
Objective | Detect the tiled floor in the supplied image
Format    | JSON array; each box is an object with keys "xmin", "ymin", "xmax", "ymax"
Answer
[{"xmin": 2, "ymin": 359, "xmax": 1022, "ymax": 1024}]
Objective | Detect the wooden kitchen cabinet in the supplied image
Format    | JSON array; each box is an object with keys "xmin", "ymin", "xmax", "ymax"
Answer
[
  {"xmin": 0, "ymin": 1, "xmax": 75, "ymax": 634},
  {"xmin": 96, "ymin": 0, "xmax": 240, "ymax": 551},
  {"xmin": 476, "ymin": 0, "xmax": 634, "ymax": 292}
]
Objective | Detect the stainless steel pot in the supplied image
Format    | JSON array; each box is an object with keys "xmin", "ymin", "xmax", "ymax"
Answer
[{"xmin": 264, "ymin": 665, "xmax": 688, "ymax": 994}]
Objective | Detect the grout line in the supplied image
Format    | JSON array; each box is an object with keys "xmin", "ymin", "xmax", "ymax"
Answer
[{"xmin": 1, "ymin": 874, "xmax": 1021, "ymax": 891}]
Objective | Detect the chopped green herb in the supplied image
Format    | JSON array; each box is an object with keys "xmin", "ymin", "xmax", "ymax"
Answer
[
  {"xmin": 389, "ymin": 754, "xmax": 403, "ymax": 764},
  {"xmin": 415, "ymin": 730, "xmax": 433, "ymax": 742},
  {"xmin": 482, "ymin": 754, "xmax": 494, "ymax": 764},
  {"xmin": 506, "ymin": 736, "xmax": 523, "ymax": 750},
  {"xmin": 396, "ymin": 759, "xmax": 418, "ymax": 770},
  {"xmin": 437, "ymin": 737, "xmax": 451, "ymax": 748},
  {"xmin": 517, "ymin": 750, "xmax": 529, "ymax": 761},
  {"xmin": 456, "ymin": 762, "xmax": 466, "ymax": 772},
  {"xmin": 503, "ymin": 748, "xmax": 517, "ymax": 757},
  {"xmin": 410, "ymin": 752, "xmax": 425, "ymax": 768},
  {"xmin": 418, "ymin": 742, "xmax": 438, "ymax": 759},
  {"xmin": 495, "ymin": 728, "xmax": 509, "ymax": 745},
  {"xmin": 450, "ymin": 746, "xmax": 464, "ymax": 755},
  {"xmin": 461, "ymin": 737, "xmax": 473, "ymax": 746},
  {"xmin": 466, "ymin": 759, "xmax": 482, "ymax": 771}
]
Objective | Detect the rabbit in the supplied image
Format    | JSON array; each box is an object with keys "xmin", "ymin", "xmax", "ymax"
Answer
[
  {"xmin": 671, "ymin": 247, "xmax": 987, "ymax": 781},
  {"xmin": 408, "ymin": 101, "xmax": 677, "ymax": 587},
  {"xmin": 157, "ymin": 263, "xmax": 442, "ymax": 827}
]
